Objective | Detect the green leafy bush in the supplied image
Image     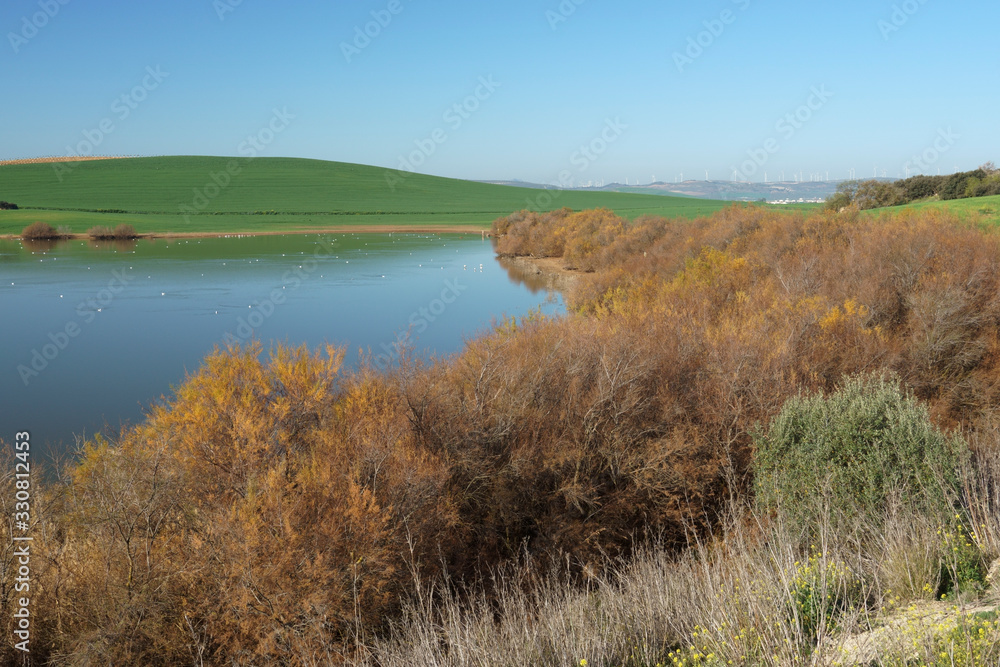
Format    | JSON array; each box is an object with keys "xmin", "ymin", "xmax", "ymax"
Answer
[
  {"xmin": 941, "ymin": 169, "xmax": 987, "ymax": 200},
  {"xmin": 936, "ymin": 521, "xmax": 987, "ymax": 598},
  {"xmin": 753, "ymin": 374, "xmax": 967, "ymax": 534},
  {"xmin": 788, "ymin": 551, "xmax": 862, "ymax": 639}
]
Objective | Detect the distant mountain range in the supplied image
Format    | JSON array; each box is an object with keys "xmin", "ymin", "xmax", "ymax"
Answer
[{"xmin": 482, "ymin": 178, "xmax": 900, "ymax": 203}]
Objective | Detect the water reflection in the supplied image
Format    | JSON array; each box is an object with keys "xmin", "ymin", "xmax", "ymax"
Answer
[
  {"xmin": 88, "ymin": 238, "xmax": 140, "ymax": 252},
  {"xmin": 497, "ymin": 254, "xmax": 575, "ymax": 296},
  {"xmin": 20, "ymin": 238, "xmax": 64, "ymax": 253},
  {"xmin": 2, "ymin": 233, "xmax": 565, "ymax": 457},
  {"xmin": 18, "ymin": 238, "xmax": 141, "ymax": 253}
]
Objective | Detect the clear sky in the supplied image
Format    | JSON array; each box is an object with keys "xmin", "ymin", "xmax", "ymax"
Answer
[{"xmin": 2, "ymin": 0, "xmax": 997, "ymax": 185}]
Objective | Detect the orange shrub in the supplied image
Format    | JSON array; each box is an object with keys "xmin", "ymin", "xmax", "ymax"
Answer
[{"xmin": 18, "ymin": 204, "xmax": 1000, "ymax": 663}]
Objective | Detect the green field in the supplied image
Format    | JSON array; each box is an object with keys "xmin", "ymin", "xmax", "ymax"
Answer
[
  {"xmin": 864, "ymin": 193, "xmax": 1000, "ymax": 227},
  {"xmin": 0, "ymin": 156, "xmax": 733, "ymax": 235},
  {"xmin": 886, "ymin": 194, "xmax": 1000, "ymax": 226}
]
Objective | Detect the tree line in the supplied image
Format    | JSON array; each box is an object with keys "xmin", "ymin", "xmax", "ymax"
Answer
[{"xmin": 826, "ymin": 161, "xmax": 1000, "ymax": 210}]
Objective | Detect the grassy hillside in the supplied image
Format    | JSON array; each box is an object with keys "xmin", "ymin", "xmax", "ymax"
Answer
[
  {"xmin": 0, "ymin": 156, "xmax": 730, "ymax": 234},
  {"xmin": 894, "ymin": 193, "xmax": 1000, "ymax": 225},
  {"xmin": 860, "ymin": 192, "xmax": 1000, "ymax": 227}
]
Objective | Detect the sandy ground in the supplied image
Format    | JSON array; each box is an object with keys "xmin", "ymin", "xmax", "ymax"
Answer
[
  {"xmin": 0, "ymin": 156, "xmax": 131, "ymax": 166},
  {"xmin": 495, "ymin": 254, "xmax": 586, "ymax": 294},
  {"xmin": 819, "ymin": 598, "xmax": 999, "ymax": 666},
  {"xmin": 496, "ymin": 254, "xmax": 584, "ymax": 277}
]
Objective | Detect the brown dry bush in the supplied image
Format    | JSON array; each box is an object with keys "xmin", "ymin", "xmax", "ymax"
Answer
[
  {"xmin": 43, "ymin": 435, "xmax": 193, "ymax": 665},
  {"xmin": 86, "ymin": 226, "xmax": 114, "ymax": 239},
  {"xmin": 137, "ymin": 344, "xmax": 455, "ymax": 662},
  {"xmin": 20, "ymin": 221, "xmax": 60, "ymax": 239},
  {"xmin": 14, "ymin": 204, "xmax": 1000, "ymax": 664},
  {"xmin": 19, "ymin": 345, "xmax": 453, "ymax": 664},
  {"xmin": 88, "ymin": 224, "xmax": 138, "ymax": 240}
]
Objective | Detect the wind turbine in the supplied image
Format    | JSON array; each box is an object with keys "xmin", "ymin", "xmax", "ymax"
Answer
[{"xmin": 705, "ymin": 169, "xmax": 709, "ymax": 181}]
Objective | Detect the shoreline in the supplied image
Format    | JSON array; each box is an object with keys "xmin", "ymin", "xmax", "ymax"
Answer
[
  {"xmin": 0, "ymin": 155, "xmax": 128, "ymax": 166},
  {"xmin": 495, "ymin": 253, "xmax": 586, "ymax": 293},
  {"xmin": 1, "ymin": 224, "xmax": 493, "ymax": 241}
]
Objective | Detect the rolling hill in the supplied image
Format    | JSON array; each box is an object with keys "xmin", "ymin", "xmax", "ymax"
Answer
[
  {"xmin": 0, "ymin": 156, "xmax": 732, "ymax": 235},
  {"xmin": 887, "ymin": 194, "xmax": 1000, "ymax": 225}
]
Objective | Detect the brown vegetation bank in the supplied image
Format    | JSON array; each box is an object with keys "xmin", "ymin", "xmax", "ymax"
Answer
[{"xmin": 3, "ymin": 204, "xmax": 1000, "ymax": 664}]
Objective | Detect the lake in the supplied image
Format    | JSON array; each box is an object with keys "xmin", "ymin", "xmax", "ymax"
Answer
[{"xmin": 0, "ymin": 233, "xmax": 564, "ymax": 459}]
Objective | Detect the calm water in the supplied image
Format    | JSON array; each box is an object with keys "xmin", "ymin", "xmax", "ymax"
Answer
[{"xmin": 0, "ymin": 233, "xmax": 563, "ymax": 458}]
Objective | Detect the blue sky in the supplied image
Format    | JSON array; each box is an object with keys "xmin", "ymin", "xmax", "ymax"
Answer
[{"xmin": 2, "ymin": 0, "xmax": 997, "ymax": 184}]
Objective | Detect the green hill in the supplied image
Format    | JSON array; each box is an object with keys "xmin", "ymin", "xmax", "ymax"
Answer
[
  {"xmin": 899, "ymin": 194, "xmax": 1000, "ymax": 225},
  {"xmin": 0, "ymin": 156, "xmax": 731, "ymax": 235},
  {"xmin": 869, "ymin": 194, "xmax": 1000, "ymax": 227}
]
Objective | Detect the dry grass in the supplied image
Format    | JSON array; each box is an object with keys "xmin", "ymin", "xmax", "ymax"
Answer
[
  {"xmin": 359, "ymin": 457, "xmax": 1000, "ymax": 667},
  {"xmin": 964, "ymin": 433, "xmax": 1000, "ymax": 559},
  {"xmin": 87, "ymin": 223, "xmax": 138, "ymax": 239}
]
